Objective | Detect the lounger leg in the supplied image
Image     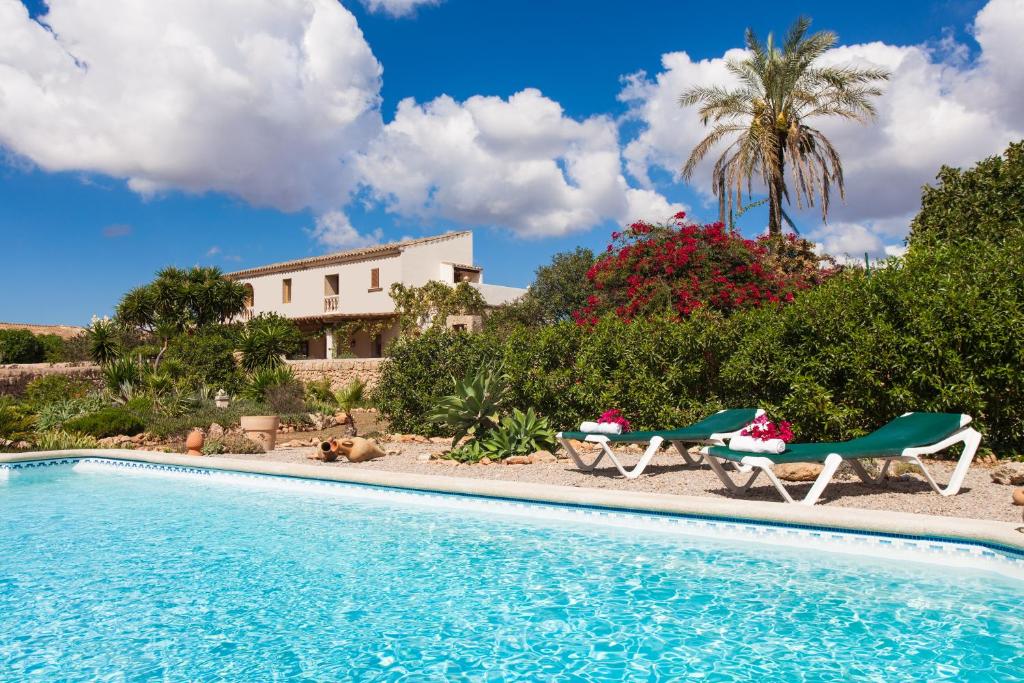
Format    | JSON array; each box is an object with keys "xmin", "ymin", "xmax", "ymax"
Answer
[
  {"xmin": 558, "ymin": 437, "xmax": 606, "ymax": 471},
  {"xmin": 672, "ymin": 441, "xmax": 703, "ymax": 466},
  {"xmin": 558, "ymin": 436, "xmax": 665, "ymax": 479},
  {"xmin": 704, "ymin": 454, "xmax": 762, "ymax": 494},
  {"xmin": 742, "ymin": 454, "xmax": 843, "ymax": 505},
  {"xmin": 901, "ymin": 428, "xmax": 982, "ymax": 496}
]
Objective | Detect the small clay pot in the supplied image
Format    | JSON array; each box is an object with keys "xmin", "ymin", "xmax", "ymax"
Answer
[
  {"xmin": 185, "ymin": 429, "xmax": 204, "ymax": 456},
  {"xmin": 316, "ymin": 439, "xmax": 339, "ymax": 462},
  {"xmin": 1012, "ymin": 488, "xmax": 1024, "ymax": 506}
]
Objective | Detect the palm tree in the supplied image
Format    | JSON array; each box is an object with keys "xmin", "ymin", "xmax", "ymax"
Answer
[{"xmin": 680, "ymin": 17, "xmax": 889, "ymax": 235}]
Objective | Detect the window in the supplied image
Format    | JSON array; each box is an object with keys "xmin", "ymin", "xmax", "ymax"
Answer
[
  {"xmin": 369, "ymin": 267, "xmax": 381, "ymax": 291},
  {"xmin": 282, "ymin": 278, "xmax": 292, "ymax": 303}
]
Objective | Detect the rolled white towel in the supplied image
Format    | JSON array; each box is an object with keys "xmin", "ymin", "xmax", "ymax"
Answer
[
  {"xmin": 578, "ymin": 421, "xmax": 623, "ymax": 435},
  {"xmin": 728, "ymin": 435, "xmax": 786, "ymax": 454}
]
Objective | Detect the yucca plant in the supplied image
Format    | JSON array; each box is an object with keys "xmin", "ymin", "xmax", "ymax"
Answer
[
  {"xmin": 237, "ymin": 313, "xmax": 302, "ymax": 371},
  {"xmin": 33, "ymin": 429, "xmax": 100, "ymax": 451},
  {"xmin": 241, "ymin": 365, "xmax": 297, "ymax": 404},
  {"xmin": 428, "ymin": 367, "xmax": 507, "ymax": 449},
  {"xmin": 103, "ymin": 357, "xmax": 144, "ymax": 399}
]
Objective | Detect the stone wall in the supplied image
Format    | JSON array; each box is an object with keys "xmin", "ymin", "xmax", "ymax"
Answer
[
  {"xmin": 285, "ymin": 358, "xmax": 384, "ymax": 391},
  {"xmin": 0, "ymin": 362, "xmax": 103, "ymax": 396}
]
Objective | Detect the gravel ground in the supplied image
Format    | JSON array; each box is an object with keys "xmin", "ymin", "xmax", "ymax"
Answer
[{"xmin": 221, "ymin": 439, "xmax": 1024, "ymax": 523}]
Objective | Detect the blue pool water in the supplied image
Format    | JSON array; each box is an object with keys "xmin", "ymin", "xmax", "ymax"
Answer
[{"xmin": 1, "ymin": 463, "xmax": 1022, "ymax": 681}]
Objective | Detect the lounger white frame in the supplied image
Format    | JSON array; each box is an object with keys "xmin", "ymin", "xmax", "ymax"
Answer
[
  {"xmin": 557, "ymin": 409, "xmax": 765, "ymax": 480},
  {"xmin": 700, "ymin": 414, "xmax": 983, "ymax": 506}
]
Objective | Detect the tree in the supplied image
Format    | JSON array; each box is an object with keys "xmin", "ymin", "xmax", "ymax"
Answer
[
  {"xmin": 909, "ymin": 140, "xmax": 1024, "ymax": 251},
  {"xmin": 680, "ymin": 17, "xmax": 889, "ymax": 235},
  {"xmin": 0, "ymin": 329, "xmax": 45, "ymax": 364},
  {"xmin": 573, "ymin": 213, "xmax": 833, "ymax": 324},
  {"xmin": 116, "ymin": 266, "xmax": 248, "ymax": 364}
]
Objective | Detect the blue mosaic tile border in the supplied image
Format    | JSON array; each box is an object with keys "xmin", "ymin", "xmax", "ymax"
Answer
[{"xmin": 5, "ymin": 456, "xmax": 1024, "ymax": 581}]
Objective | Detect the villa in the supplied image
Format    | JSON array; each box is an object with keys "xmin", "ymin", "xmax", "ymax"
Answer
[{"xmin": 226, "ymin": 231, "xmax": 525, "ymax": 358}]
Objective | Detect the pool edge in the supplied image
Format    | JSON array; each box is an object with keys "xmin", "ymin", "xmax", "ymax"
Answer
[{"xmin": 4, "ymin": 449, "xmax": 1023, "ymax": 554}]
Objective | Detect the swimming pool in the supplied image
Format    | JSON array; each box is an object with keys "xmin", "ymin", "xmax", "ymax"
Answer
[{"xmin": 2, "ymin": 458, "xmax": 1022, "ymax": 681}]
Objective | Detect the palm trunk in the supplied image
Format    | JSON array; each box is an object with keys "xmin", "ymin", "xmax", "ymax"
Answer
[{"xmin": 766, "ymin": 134, "xmax": 786, "ymax": 236}]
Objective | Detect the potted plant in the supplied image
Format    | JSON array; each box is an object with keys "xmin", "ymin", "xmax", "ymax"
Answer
[{"xmin": 239, "ymin": 415, "xmax": 280, "ymax": 452}]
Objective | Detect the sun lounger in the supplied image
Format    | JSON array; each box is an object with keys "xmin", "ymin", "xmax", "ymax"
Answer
[
  {"xmin": 700, "ymin": 412, "xmax": 982, "ymax": 505},
  {"xmin": 557, "ymin": 408, "xmax": 764, "ymax": 479}
]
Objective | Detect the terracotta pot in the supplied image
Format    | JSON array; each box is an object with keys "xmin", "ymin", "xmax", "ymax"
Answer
[
  {"xmin": 240, "ymin": 415, "xmax": 280, "ymax": 452},
  {"xmin": 316, "ymin": 439, "xmax": 340, "ymax": 462},
  {"xmin": 336, "ymin": 437, "xmax": 384, "ymax": 463},
  {"xmin": 185, "ymin": 429, "xmax": 204, "ymax": 456}
]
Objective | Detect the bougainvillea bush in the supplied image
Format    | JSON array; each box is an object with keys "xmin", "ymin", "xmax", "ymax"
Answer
[{"xmin": 573, "ymin": 213, "xmax": 834, "ymax": 324}]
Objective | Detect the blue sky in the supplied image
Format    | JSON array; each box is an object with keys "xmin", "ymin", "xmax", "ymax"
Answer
[{"xmin": 3, "ymin": 0, "xmax": 1018, "ymax": 325}]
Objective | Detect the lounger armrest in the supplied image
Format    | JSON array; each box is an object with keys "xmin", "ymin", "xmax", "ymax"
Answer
[{"xmin": 900, "ymin": 426, "xmax": 981, "ymax": 458}]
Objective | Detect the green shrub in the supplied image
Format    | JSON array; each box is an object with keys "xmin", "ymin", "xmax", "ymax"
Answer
[
  {"xmin": 24, "ymin": 374, "xmax": 95, "ymax": 409},
  {"xmin": 102, "ymin": 358, "xmax": 144, "ymax": 397},
  {"xmin": 201, "ymin": 434, "xmax": 264, "ymax": 455},
  {"xmin": 143, "ymin": 400, "xmax": 264, "ymax": 439},
  {"xmin": 0, "ymin": 398, "xmax": 35, "ymax": 444},
  {"xmin": 32, "ymin": 430, "xmax": 100, "ymax": 451},
  {"xmin": 264, "ymin": 381, "xmax": 306, "ymax": 414},
  {"xmin": 64, "ymin": 407, "xmax": 145, "ymax": 438},
  {"xmin": 164, "ymin": 328, "xmax": 242, "ymax": 393},
  {"xmin": 241, "ymin": 366, "xmax": 300, "ymax": 405},
  {"xmin": 0, "ymin": 329, "xmax": 45, "ymax": 364},
  {"xmin": 373, "ymin": 329, "xmax": 498, "ymax": 435},
  {"xmin": 448, "ymin": 408, "xmax": 557, "ymax": 462}
]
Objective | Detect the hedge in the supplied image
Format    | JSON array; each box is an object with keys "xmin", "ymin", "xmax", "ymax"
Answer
[{"xmin": 374, "ymin": 234, "xmax": 1024, "ymax": 454}]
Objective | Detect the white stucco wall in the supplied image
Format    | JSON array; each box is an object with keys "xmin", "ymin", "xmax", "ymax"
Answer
[
  {"xmin": 399, "ymin": 233, "xmax": 474, "ymax": 287},
  {"xmin": 472, "ymin": 283, "xmax": 526, "ymax": 306},
  {"xmin": 241, "ymin": 252, "xmax": 400, "ymax": 317},
  {"xmin": 235, "ymin": 232, "xmax": 522, "ymax": 318}
]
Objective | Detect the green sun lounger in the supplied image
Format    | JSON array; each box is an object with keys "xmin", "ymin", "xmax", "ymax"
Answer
[
  {"xmin": 557, "ymin": 408, "xmax": 763, "ymax": 479},
  {"xmin": 700, "ymin": 412, "xmax": 982, "ymax": 505}
]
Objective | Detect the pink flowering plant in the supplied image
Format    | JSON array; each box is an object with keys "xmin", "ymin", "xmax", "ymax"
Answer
[
  {"xmin": 598, "ymin": 409, "xmax": 631, "ymax": 432},
  {"xmin": 740, "ymin": 415, "xmax": 794, "ymax": 442}
]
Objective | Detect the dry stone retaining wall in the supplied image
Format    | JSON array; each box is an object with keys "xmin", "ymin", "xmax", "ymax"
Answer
[
  {"xmin": 285, "ymin": 358, "xmax": 384, "ymax": 391},
  {"xmin": 0, "ymin": 362, "xmax": 103, "ymax": 396}
]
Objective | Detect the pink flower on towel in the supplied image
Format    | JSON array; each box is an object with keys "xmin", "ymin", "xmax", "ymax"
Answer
[
  {"xmin": 741, "ymin": 415, "xmax": 794, "ymax": 442},
  {"xmin": 597, "ymin": 409, "xmax": 630, "ymax": 432}
]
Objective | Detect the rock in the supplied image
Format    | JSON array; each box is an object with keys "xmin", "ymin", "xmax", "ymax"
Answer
[
  {"xmin": 416, "ymin": 452, "xmax": 431, "ymax": 462},
  {"xmin": 479, "ymin": 456, "xmax": 492, "ymax": 465},
  {"xmin": 131, "ymin": 433, "xmax": 147, "ymax": 444},
  {"xmin": 528, "ymin": 450, "xmax": 556, "ymax": 464},
  {"xmin": 1013, "ymin": 488, "xmax": 1024, "ymax": 506},
  {"xmin": 991, "ymin": 462, "xmax": 1024, "ymax": 486},
  {"xmin": 775, "ymin": 462, "xmax": 824, "ymax": 482},
  {"xmin": 208, "ymin": 423, "xmax": 225, "ymax": 440},
  {"xmin": 977, "ymin": 452, "xmax": 998, "ymax": 465},
  {"xmin": 505, "ymin": 455, "xmax": 532, "ymax": 465},
  {"xmin": 335, "ymin": 437, "xmax": 385, "ymax": 463},
  {"xmin": 429, "ymin": 437, "xmax": 449, "ymax": 445}
]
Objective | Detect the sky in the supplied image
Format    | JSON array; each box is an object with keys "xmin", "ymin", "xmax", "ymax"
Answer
[{"xmin": 1, "ymin": 0, "xmax": 1022, "ymax": 325}]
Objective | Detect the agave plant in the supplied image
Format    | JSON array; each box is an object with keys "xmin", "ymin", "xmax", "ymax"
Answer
[
  {"xmin": 494, "ymin": 407, "xmax": 558, "ymax": 455},
  {"xmin": 428, "ymin": 367, "xmax": 507, "ymax": 449}
]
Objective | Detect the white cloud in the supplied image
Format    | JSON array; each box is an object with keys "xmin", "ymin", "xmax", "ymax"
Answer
[
  {"xmin": 358, "ymin": 88, "xmax": 684, "ymax": 238},
  {"xmin": 0, "ymin": 0, "xmax": 383, "ymax": 214},
  {"xmin": 206, "ymin": 245, "xmax": 222, "ymax": 256},
  {"xmin": 619, "ymin": 0, "xmax": 1024, "ymax": 255},
  {"xmin": 310, "ymin": 210, "xmax": 383, "ymax": 248},
  {"xmin": 359, "ymin": 0, "xmax": 441, "ymax": 17}
]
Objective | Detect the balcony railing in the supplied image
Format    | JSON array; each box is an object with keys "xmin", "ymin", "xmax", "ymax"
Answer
[{"xmin": 324, "ymin": 295, "xmax": 339, "ymax": 312}]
